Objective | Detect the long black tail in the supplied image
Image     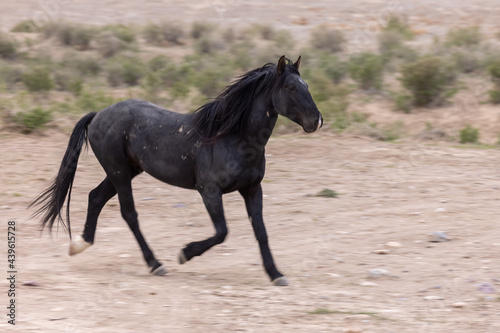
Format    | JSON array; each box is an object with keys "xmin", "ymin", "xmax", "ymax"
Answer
[{"xmin": 30, "ymin": 112, "xmax": 97, "ymax": 238}]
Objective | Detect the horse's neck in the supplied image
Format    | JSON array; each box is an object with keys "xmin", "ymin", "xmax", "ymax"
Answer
[{"xmin": 242, "ymin": 98, "xmax": 278, "ymax": 151}]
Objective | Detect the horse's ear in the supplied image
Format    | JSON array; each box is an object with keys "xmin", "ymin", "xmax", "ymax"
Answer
[
  {"xmin": 293, "ymin": 55, "xmax": 301, "ymax": 71},
  {"xmin": 277, "ymin": 55, "xmax": 286, "ymax": 75}
]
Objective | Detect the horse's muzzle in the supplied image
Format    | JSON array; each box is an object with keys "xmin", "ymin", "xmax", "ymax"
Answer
[
  {"xmin": 303, "ymin": 113, "xmax": 323, "ymax": 133},
  {"xmin": 315, "ymin": 114, "xmax": 323, "ymax": 132}
]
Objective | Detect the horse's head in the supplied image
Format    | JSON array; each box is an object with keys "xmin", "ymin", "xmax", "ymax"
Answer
[{"xmin": 271, "ymin": 55, "xmax": 323, "ymax": 133}]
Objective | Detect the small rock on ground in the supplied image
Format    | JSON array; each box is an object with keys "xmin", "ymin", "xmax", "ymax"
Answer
[
  {"xmin": 368, "ymin": 269, "xmax": 389, "ymax": 278},
  {"xmin": 385, "ymin": 241, "xmax": 402, "ymax": 248},
  {"xmin": 429, "ymin": 231, "xmax": 450, "ymax": 242},
  {"xmin": 424, "ymin": 295, "xmax": 444, "ymax": 300},
  {"xmin": 478, "ymin": 282, "xmax": 496, "ymax": 294},
  {"xmin": 451, "ymin": 302, "xmax": 466, "ymax": 308}
]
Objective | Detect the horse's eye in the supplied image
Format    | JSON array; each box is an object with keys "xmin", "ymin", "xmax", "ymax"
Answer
[{"xmin": 285, "ymin": 84, "xmax": 295, "ymax": 91}]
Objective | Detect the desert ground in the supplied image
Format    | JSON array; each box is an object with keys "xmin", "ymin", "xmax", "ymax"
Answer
[
  {"xmin": 1, "ymin": 1, "xmax": 500, "ymax": 332},
  {"xmin": 2, "ymin": 131, "xmax": 500, "ymax": 333}
]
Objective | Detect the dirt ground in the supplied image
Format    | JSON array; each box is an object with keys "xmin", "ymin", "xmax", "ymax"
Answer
[
  {"xmin": 1, "ymin": 1, "xmax": 500, "ymax": 332},
  {"xmin": 1, "ymin": 131, "xmax": 499, "ymax": 333}
]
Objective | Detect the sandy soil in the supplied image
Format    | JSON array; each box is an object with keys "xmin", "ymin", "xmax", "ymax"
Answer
[
  {"xmin": 1, "ymin": 130, "xmax": 499, "ymax": 333},
  {"xmin": 1, "ymin": 1, "xmax": 500, "ymax": 332}
]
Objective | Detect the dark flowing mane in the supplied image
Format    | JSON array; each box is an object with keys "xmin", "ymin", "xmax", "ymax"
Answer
[{"xmin": 192, "ymin": 58, "xmax": 298, "ymax": 143}]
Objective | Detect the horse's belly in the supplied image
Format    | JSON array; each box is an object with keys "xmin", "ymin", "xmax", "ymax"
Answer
[
  {"xmin": 132, "ymin": 149, "xmax": 197, "ymax": 189},
  {"xmin": 145, "ymin": 164, "xmax": 197, "ymax": 189}
]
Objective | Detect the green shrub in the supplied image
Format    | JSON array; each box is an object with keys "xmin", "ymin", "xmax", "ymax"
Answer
[
  {"xmin": 400, "ymin": 56, "xmax": 456, "ymax": 106},
  {"xmin": 100, "ymin": 24, "xmax": 136, "ymax": 43},
  {"xmin": 24, "ymin": 50, "xmax": 53, "ymax": 69},
  {"xmin": 55, "ymin": 23, "xmax": 94, "ymax": 50},
  {"xmin": 143, "ymin": 56, "xmax": 192, "ymax": 99},
  {"xmin": 348, "ymin": 52, "xmax": 384, "ymax": 90},
  {"xmin": 306, "ymin": 71, "xmax": 336, "ymax": 102},
  {"xmin": 95, "ymin": 30, "xmax": 124, "ymax": 58},
  {"xmin": 54, "ymin": 70, "xmax": 83, "ymax": 95},
  {"xmin": 446, "ymin": 26, "xmax": 481, "ymax": 47},
  {"xmin": 378, "ymin": 30, "xmax": 403, "ymax": 55},
  {"xmin": 57, "ymin": 26, "xmax": 74, "ymax": 45},
  {"xmin": 222, "ymin": 27, "xmax": 236, "ymax": 44},
  {"xmin": 488, "ymin": 58, "xmax": 500, "ymax": 87},
  {"xmin": 394, "ymin": 93, "xmax": 412, "ymax": 113},
  {"xmin": 250, "ymin": 24, "xmax": 276, "ymax": 40},
  {"xmin": 459, "ymin": 125, "xmax": 479, "ymax": 143},
  {"xmin": 310, "ymin": 25, "xmax": 345, "ymax": 53},
  {"xmin": 74, "ymin": 56, "xmax": 101, "ymax": 76},
  {"xmin": 315, "ymin": 189, "xmax": 338, "ymax": 198},
  {"xmin": 191, "ymin": 21, "xmax": 217, "ymax": 39},
  {"xmin": 0, "ymin": 32, "xmax": 17, "ymax": 59},
  {"xmin": 194, "ymin": 34, "xmax": 224, "ymax": 55},
  {"xmin": 51, "ymin": 90, "xmax": 120, "ymax": 114},
  {"xmin": 168, "ymin": 66, "xmax": 192, "ymax": 99},
  {"xmin": 393, "ymin": 45, "xmax": 419, "ymax": 63},
  {"xmin": 14, "ymin": 107, "xmax": 52, "ymax": 133},
  {"xmin": 41, "ymin": 21, "xmax": 68, "ymax": 39},
  {"xmin": 105, "ymin": 63, "xmax": 123, "ymax": 87},
  {"xmin": 147, "ymin": 55, "xmax": 169, "ymax": 73},
  {"xmin": 185, "ymin": 54, "xmax": 234, "ymax": 98},
  {"xmin": 22, "ymin": 67, "xmax": 54, "ymax": 91},
  {"xmin": 320, "ymin": 55, "xmax": 347, "ymax": 84},
  {"xmin": 75, "ymin": 91, "xmax": 120, "ymax": 111},
  {"xmin": 60, "ymin": 52, "xmax": 101, "ymax": 77},
  {"xmin": 143, "ymin": 22, "xmax": 184, "ymax": 46},
  {"xmin": 383, "ymin": 15, "xmax": 413, "ymax": 39},
  {"xmin": 40, "ymin": 21, "xmax": 58, "ymax": 38},
  {"xmin": 272, "ymin": 29, "xmax": 295, "ymax": 51},
  {"xmin": 378, "ymin": 30, "xmax": 419, "ymax": 67},
  {"xmin": 381, "ymin": 121, "xmax": 404, "ymax": 141},
  {"xmin": 489, "ymin": 89, "xmax": 500, "ymax": 104},
  {"xmin": 312, "ymin": 82, "xmax": 351, "ymax": 131},
  {"xmin": 0, "ymin": 61, "xmax": 24, "ymax": 89},
  {"xmin": 194, "ymin": 65, "xmax": 231, "ymax": 97},
  {"xmin": 299, "ymin": 50, "xmax": 347, "ymax": 84},
  {"xmin": 106, "ymin": 56, "xmax": 145, "ymax": 86},
  {"xmin": 229, "ymin": 39, "xmax": 258, "ymax": 70},
  {"xmin": 11, "ymin": 19, "xmax": 39, "ymax": 33},
  {"xmin": 451, "ymin": 50, "xmax": 481, "ymax": 73}
]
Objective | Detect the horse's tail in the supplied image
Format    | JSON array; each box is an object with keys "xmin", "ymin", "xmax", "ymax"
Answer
[{"xmin": 30, "ymin": 112, "xmax": 98, "ymax": 239}]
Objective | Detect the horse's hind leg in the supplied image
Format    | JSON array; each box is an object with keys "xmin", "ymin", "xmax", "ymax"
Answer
[
  {"xmin": 69, "ymin": 177, "xmax": 116, "ymax": 256},
  {"xmin": 112, "ymin": 179, "xmax": 167, "ymax": 276},
  {"xmin": 178, "ymin": 189, "xmax": 228, "ymax": 264}
]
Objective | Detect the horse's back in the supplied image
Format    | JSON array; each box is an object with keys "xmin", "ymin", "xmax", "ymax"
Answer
[
  {"xmin": 89, "ymin": 99, "xmax": 181, "ymax": 129},
  {"xmin": 87, "ymin": 99, "xmax": 198, "ymax": 188}
]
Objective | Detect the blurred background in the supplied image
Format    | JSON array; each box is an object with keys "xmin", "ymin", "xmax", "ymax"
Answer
[{"xmin": 1, "ymin": 0, "xmax": 500, "ymax": 143}]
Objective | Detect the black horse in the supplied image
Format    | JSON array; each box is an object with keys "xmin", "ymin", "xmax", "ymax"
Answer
[{"xmin": 32, "ymin": 55, "xmax": 322, "ymax": 286}]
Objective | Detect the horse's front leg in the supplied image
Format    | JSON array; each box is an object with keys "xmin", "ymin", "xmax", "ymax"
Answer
[
  {"xmin": 240, "ymin": 184, "xmax": 288, "ymax": 286},
  {"xmin": 178, "ymin": 187, "xmax": 228, "ymax": 263}
]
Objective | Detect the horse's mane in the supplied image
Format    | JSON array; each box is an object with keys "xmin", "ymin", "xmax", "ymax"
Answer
[{"xmin": 192, "ymin": 58, "xmax": 297, "ymax": 143}]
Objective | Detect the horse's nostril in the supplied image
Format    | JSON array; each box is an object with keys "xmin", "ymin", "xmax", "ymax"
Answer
[{"xmin": 314, "ymin": 119, "xmax": 319, "ymax": 128}]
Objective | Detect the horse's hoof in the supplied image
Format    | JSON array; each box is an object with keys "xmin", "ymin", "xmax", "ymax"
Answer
[
  {"xmin": 178, "ymin": 250, "xmax": 188, "ymax": 265},
  {"xmin": 272, "ymin": 276, "xmax": 289, "ymax": 286},
  {"xmin": 69, "ymin": 235, "xmax": 92, "ymax": 256},
  {"xmin": 151, "ymin": 265, "xmax": 168, "ymax": 276}
]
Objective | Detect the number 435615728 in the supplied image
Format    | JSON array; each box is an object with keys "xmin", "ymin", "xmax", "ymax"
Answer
[{"xmin": 8, "ymin": 220, "xmax": 15, "ymax": 269}]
